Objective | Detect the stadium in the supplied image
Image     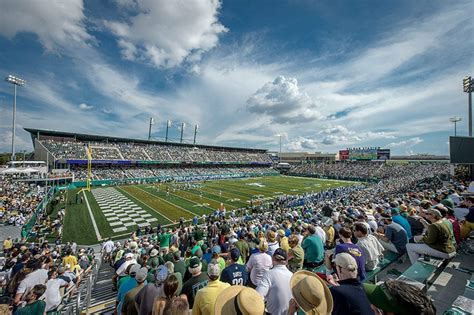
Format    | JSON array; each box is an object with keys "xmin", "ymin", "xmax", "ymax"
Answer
[{"xmin": 1, "ymin": 2, "xmax": 474, "ymax": 315}]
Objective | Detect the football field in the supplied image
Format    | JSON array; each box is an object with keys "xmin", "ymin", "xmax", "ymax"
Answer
[{"xmin": 61, "ymin": 176, "xmax": 355, "ymax": 244}]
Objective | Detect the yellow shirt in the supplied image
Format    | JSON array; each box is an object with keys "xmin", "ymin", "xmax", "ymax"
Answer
[
  {"xmin": 3, "ymin": 239, "xmax": 12, "ymax": 250},
  {"xmin": 63, "ymin": 255, "xmax": 78, "ymax": 270},
  {"xmin": 192, "ymin": 280, "xmax": 230, "ymax": 315}
]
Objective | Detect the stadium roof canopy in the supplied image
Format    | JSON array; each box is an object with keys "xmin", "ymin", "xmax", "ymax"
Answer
[{"xmin": 24, "ymin": 128, "xmax": 267, "ymax": 153}]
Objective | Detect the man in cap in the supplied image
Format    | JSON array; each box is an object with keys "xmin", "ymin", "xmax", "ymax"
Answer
[
  {"xmin": 134, "ymin": 265, "xmax": 168, "ymax": 315},
  {"xmin": 289, "ymin": 270, "xmax": 333, "ymax": 315},
  {"xmin": 116, "ymin": 264, "xmax": 140, "ymax": 314},
  {"xmin": 363, "ymin": 279, "xmax": 436, "ymax": 314},
  {"xmin": 192, "ymin": 261, "xmax": 230, "ymax": 315},
  {"xmin": 375, "ymin": 213, "xmax": 408, "ymax": 255},
  {"xmin": 221, "ymin": 248, "xmax": 248, "ymax": 286},
  {"xmin": 406, "ymin": 208, "xmax": 456, "ymax": 264},
  {"xmin": 256, "ymin": 248, "xmax": 293, "ymax": 315},
  {"xmin": 181, "ymin": 256, "xmax": 210, "ymax": 308},
  {"xmin": 329, "ymin": 253, "xmax": 373, "ymax": 315},
  {"xmin": 214, "ymin": 286, "xmax": 264, "ymax": 315},
  {"xmin": 234, "ymin": 233, "xmax": 250, "ymax": 263},
  {"xmin": 122, "ymin": 267, "xmax": 148, "ymax": 315},
  {"xmin": 114, "ymin": 253, "xmax": 137, "ymax": 290}
]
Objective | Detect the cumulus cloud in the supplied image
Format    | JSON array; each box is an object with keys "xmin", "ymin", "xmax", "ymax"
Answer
[
  {"xmin": 104, "ymin": 0, "xmax": 227, "ymax": 68},
  {"xmin": 247, "ymin": 76, "xmax": 323, "ymax": 124},
  {"xmin": 287, "ymin": 137, "xmax": 319, "ymax": 151},
  {"xmin": 0, "ymin": 0, "xmax": 92, "ymax": 52},
  {"xmin": 387, "ymin": 137, "xmax": 423, "ymax": 148},
  {"xmin": 79, "ymin": 103, "xmax": 93, "ymax": 110}
]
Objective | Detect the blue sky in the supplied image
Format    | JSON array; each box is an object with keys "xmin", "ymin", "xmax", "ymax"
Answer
[{"xmin": 0, "ymin": 0, "xmax": 472, "ymax": 155}]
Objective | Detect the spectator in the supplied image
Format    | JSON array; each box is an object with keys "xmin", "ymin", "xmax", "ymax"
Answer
[
  {"xmin": 460, "ymin": 196, "xmax": 474, "ymax": 239},
  {"xmin": 328, "ymin": 253, "xmax": 374, "ymax": 315},
  {"xmin": 256, "ymin": 248, "xmax": 293, "ymax": 315},
  {"xmin": 221, "ymin": 248, "xmax": 248, "ymax": 286},
  {"xmin": 335, "ymin": 227, "xmax": 366, "ymax": 281},
  {"xmin": 181, "ymin": 257, "xmax": 210, "ymax": 308},
  {"xmin": 122, "ymin": 267, "xmax": 148, "ymax": 315},
  {"xmin": 192, "ymin": 261, "xmax": 230, "ymax": 314},
  {"xmin": 289, "ymin": 270, "xmax": 333, "ymax": 315},
  {"xmin": 164, "ymin": 261, "xmax": 183, "ymax": 295},
  {"xmin": 246, "ymin": 239, "xmax": 272, "ymax": 288},
  {"xmin": 302, "ymin": 225, "xmax": 324, "ymax": 269},
  {"xmin": 406, "ymin": 209, "xmax": 456, "ymax": 264},
  {"xmin": 116, "ymin": 264, "xmax": 140, "ymax": 314},
  {"xmin": 234, "ymin": 233, "xmax": 250, "ymax": 263},
  {"xmin": 363, "ymin": 280, "xmax": 436, "ymax": 314},
  {"xmin": 44, "ymin": 269, "xmax": 69, "ymax": 312},
  {"xmin": 14, "ymin": 259, "xmax": 48, "ymax": 305},
  {"xmin": 287, "ymin": 234, "xmax": 304, "ymax": 273},
  {"xmin": 14, "ymin": 284, "xmax": 46, "ymax": 315},
  {"xmin": 214, "ymin": 286, "xmax": 265, "ymax": 315},
  {"xmin": 375, "ymin": 214, "xmax": 408, "ymax": 255},
  {"xmin": 152, "ymin": 274, "xmax": 180, "ymax": 315},
  {"xmin": 353, "ymin": 223, "xmax": 384, "ymax": 272},
  {"xmin": 135, "ymin": 265, "xmax": 169, "ymax": 315},
  {"xmin": 391, "ymin": 207, "xmax": 413, "ymax": 240},
  {"xmin": 267, "ymin": 230, "xmax": 279, "ymax": 257}
]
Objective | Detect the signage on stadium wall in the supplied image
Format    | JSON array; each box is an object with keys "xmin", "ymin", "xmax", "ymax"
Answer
[
  {"xmin": 377, "ymin": 149, "xmax": 391, "ymax": 160},
  {"xmin": 339, "ymin": 150, "xmax": 349, "ymax": 160},
  {"xmin": 347, "ymin": 147, "xmax": 379, "ymax": 160},
  {"xmin": 66, "ymin": 159, "xmax": 132, "ymax": 164}
]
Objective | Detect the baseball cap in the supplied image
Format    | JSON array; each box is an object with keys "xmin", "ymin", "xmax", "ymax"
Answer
[
  {"xmin": 125, "ymin": 253, "xmax": 134, "ymax": 259},
  {"xmin": 155, "ymin": 265, "xmax": 169, "ymax": 282},
  {"xmin": 230, "ymin": 248, "xmax": 240, "ymax": 261},
  {"xmin": 390, "ymin": 208, "xmax": 400, "ymax": 215},
  {"xmin": 189, "ymin": 256, "xmax": 201, "ymax": 269},
  {"xmin": 129, "ymin": 264, "xmax": 140, "ymax": 276},
  {"xmin": 207, "ymin": 262, "xmax": 221, "ymax": 277},
  {"xmin": 273, "ymin": 248, "xmax": 287, "ymax": 261},
  {"xmin": 135, "ymin": 267, "xmax": 148, "ymax": 282},
  {"xmin": 334, "ymin": 253, "xmax": 357, "ymax": 271},
  {"xmin": 427, "ymin": 208, "xmax": 442, "ymax": 219}
]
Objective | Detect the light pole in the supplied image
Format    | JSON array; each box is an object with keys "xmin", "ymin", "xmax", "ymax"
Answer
[
  {"xmin": 148, "ymin": 117, "xmax": 154, "ymax": 140},
  {"xmin": 463, "ymin": 76, "xmax": 473, "ymax": 136},
  {"xmin": 5, "ymin": 75, "xmax": 26, "ymax": 161},
  {"xmin": 193, "ymin": 124, "xmax": 199, "ymax": 145},
  {"xmin": 165, "ymin": 120, "xmax": 171, "ymax": 142},
  {"xmin": 180, "ymin": 122, "xmax": 186, "ymax": 143},
  {"xmin": 276, "ymin": 134, "xmax": 282, "ymax": 162},
  {"xmin": 449, "ymin": 117, "xmax": 462, "ymax": 136}
]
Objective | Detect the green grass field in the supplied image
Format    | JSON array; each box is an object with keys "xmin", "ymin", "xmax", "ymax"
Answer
[{"xmin": 61, "ymin": 176, "xmax": 355, "ymax": 244}]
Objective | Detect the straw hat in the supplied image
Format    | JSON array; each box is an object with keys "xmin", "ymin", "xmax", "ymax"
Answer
[
  {"xmin": 214, "ymin": 286, "xmax": 264, "ymax": 315},
  {"xmin": 290, "ymin": 271, "xmax": 333, "ymax": 315}
]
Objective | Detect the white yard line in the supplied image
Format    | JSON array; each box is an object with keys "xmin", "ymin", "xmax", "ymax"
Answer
[
  {"xmin": 82, "ymin": 190, "xmax": 102, "ymax": 241},
  {"xmin": 135, "ymin": 186, "xmax": 199, "ymax": 217},
  {"xmin": 117, "ymin": 187, "xmax": 174, "ymax": 223}
]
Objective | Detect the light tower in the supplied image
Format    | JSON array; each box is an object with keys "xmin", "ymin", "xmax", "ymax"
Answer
[{"xmin": 5, "ymin": 75, "xmax": 26, "ymax": 161}]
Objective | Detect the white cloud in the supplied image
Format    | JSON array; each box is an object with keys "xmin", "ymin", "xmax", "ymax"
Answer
[
  {"xmin": 387, "ymin": 137, "xmax": 423, "ymax": 148},
  {"xmin": 0, "ymin": 0, "xmax": 92, "ymax": 52},
  {"xmin": 247, "ymin": 76, "xmax": 323, "ymax": 124},
  {"xmin": 287, "ymin": 137, "xmax": 319, "ymax": 151},
  {"xmin": 79, "ymin": 103, "xmax": 93, "ymax": 110},
  {"xmin": 104, "ymin": 0, "xmax": 227, "ymax": 68}
]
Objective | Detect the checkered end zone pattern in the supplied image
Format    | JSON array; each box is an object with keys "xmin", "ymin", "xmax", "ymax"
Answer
[{"xmin": 91, "ymin": 187, "xmax": 157, "ymax": 233}]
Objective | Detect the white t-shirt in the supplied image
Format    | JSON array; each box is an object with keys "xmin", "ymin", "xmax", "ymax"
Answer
[
  {"xmin": 315, "ymin": 226, "xmax": 327, "ymax": 244},
  {"xmin": 17, "ymin": 269, "xmax": 48, "ymax": 296},
  {"xmin": 103, "ymin": 241, "xmax": 114, "ymax": 253},
  {"xmin": 246, "ymin": 252, "xmax": 272, "ymax": 287},
  {"xmin": 256, "ymin": 265, "xmax": 293, "ymax": 315},
  {"xmin": 45, "ymin": 278, "xmax": 69, "ymax": 311}
]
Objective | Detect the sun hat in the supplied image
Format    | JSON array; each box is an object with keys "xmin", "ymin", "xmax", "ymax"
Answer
[
  {"xmin": 150, "ymin": 249, "xmax": 159, "ymax": 257},
  {"xmin": 207, "ymin": 262, "xmax": 221, "ymax": 278},
  {"xmin": 214, "ymin": 286, "xmax": 264, "ymax": 315},
  {"xmin": 290, "ymin": 270, "xmax": 333, "ymax": 315},
  {"xmin": 135, "ymin": 267, "xmax": 148, "ymax": 282},
  {"xmin": 277, "ymin": 229, "xmax": 285, "ymax": 237}
]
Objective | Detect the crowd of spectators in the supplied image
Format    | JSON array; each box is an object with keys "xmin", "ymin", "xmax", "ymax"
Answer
[
  {"xmin": 0, "ymin": 178, "xmax": 45, "ymax": 227},
  {"xmin": 40, "ymin": 139, "xmax": 273, "ymax": 164},
  {"xmin": 290, "ymin": 161, "xmax": 449, "ymax": 181},
  {"xmin": 71, "ymin": 166, "xmax": 278, "ymax": 182},
  {"xmin": 102, "ymin": 162, "xmax": 472, "ymax": 315},
  {"xmin": 0, "ymin": 240, "xmax": 95, "ymax": 314}
]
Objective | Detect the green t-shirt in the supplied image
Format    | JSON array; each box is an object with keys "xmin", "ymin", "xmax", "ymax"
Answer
[
  {"xmin": 302, "ymin": 235, "xmax": 324, "ymax": 263},
  {"xmin": 15, "ymin": 300, "xmax": 45, "ymax": 315},
  {"xmin": 160, "ymin": 233, "xmax": 171, "ymax": 248}
]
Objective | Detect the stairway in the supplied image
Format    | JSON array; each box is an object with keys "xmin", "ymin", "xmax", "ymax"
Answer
[{"xmin": 86, "ymin": 261, "xmax": 116, "ymax": 314}]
